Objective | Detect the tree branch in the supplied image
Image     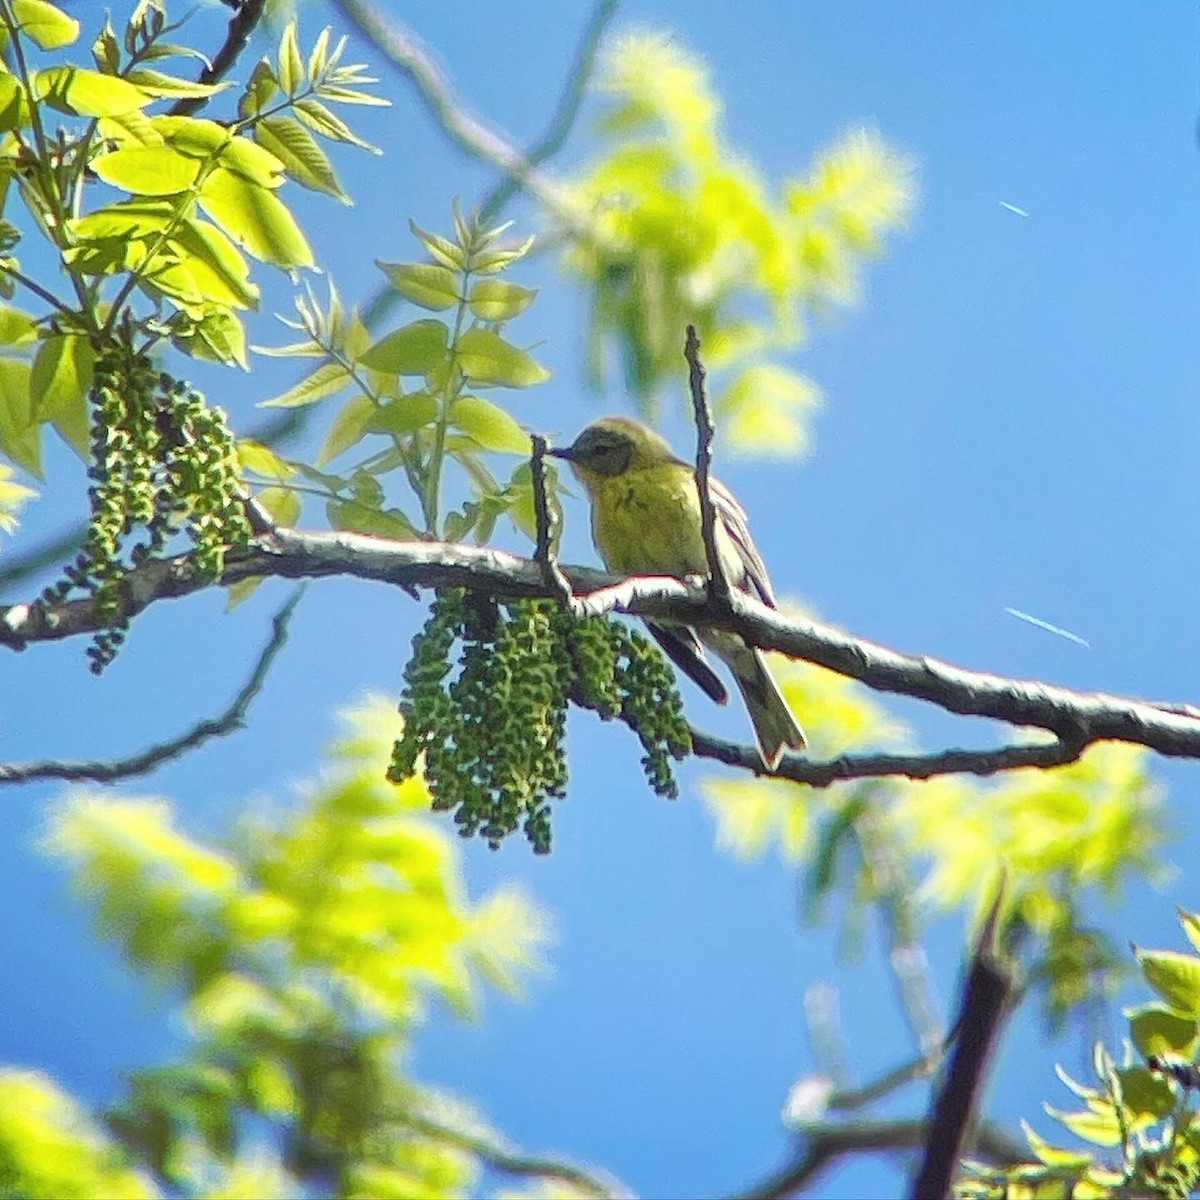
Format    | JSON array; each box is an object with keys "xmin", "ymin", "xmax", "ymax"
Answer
[
  {"xmin": 399, "ymin": 1112, "xmax": 628, "ymax": 1199},
  {"xmin": 0, "ymin": 587, "xmax": 303, "ymax": 785},
  {"xmin": 685, "ymin": 324, "xmax": 729, "ymax": 601},
  {"xmin": 729, "ymin": 1117, "xmax": 1024, "ymax": 1200},
  {"xmin": 5, "ymin": 530, "xmax": 1200, "ymax": 768},
  {"xmin": 690, "ymin": 729, "xmax": 1086, "ymax": 787},
  {"xmin": 330, "ymin": 0, "xmax": 588, "ymax": 232},
  {"xmin": 910, "ymin": 892, "xmax": 1015, "ymax": 1200},
  {"xmin": 168, "ymin": 0, "xmax": 268, "ymax": 118},
  {"xmin": 530, "ymin": 433, "xmax": 577, "ymax": 610}
]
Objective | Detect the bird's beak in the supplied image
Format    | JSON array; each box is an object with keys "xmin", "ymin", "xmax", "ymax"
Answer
[{"xmin": 545, "ymin": 445, "xmax": 575, "ymax": 462}]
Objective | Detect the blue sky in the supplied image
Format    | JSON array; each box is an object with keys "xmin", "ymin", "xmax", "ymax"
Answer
[{"xmin": 2, "ymin": 2, "xmax": 1200, "ymax": 1197}]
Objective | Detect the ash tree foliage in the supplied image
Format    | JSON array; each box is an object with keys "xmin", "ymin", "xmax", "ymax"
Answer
[{"xmin": 0, "ymin": 1, "xmax": 1193, "ymax": 1196}]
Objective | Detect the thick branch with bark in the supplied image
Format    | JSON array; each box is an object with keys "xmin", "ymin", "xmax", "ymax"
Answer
[{"xmin": 5, "ymin": 529, "xmax": 1200, "ymax": 782}]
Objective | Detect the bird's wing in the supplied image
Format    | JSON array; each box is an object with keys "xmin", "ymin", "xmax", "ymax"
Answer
[
  {"xmin": 647, "ymin": 621, "xmax": 730, "ymax": 705},
  {"xmin": 710, "ymin": 476, "xmax": 776, "ymax": 607}
]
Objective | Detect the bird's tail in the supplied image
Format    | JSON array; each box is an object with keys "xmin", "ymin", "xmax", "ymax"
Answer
[{"xmin": 705, "ymin": 632, "xmax": 806, "ymax": 769}]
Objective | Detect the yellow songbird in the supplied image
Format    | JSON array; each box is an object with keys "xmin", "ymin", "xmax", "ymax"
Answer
[{"xmin": 549, "ymin": 416, "xmax": 805, "ymax": 768}]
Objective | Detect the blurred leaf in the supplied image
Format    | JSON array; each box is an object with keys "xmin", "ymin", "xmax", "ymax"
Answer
[
  {"xmin": 260, "ymin": 359, "xmax": 351, "ymax": 408},
  {"xmin": 319, "ymin": 392, "xmax": 377, "ymax": 465},
  {"xmin": 0, "ymin": 356, "xmax": 41, "ymax": 477},
  {"xmin": 1136, "ymin": 947, "xmax": 1200, "ymax": 1017},
  {"xmin": 30, "ymin": 331, "xmax": 92, "ymax": 458},
  {"xmin": 466, "ymin": 279, "xmax": 536, "ymax": 321},
  {"xmin": 257, "ymin": 485, "xmax": 301, "ymax": 528},
  {"xmin": 1126, "ymin": 1004, "xmax": 1200, "ymax": 1060},
  {"xmin": 450, "ymin": 396, "xmax": 528, "ymax": 453},
  {"xmin": 359, "ymin": 320, "xmax": 449, "ymax": 375},
  {"xmin": 376, "ymin": 261, "xmax": 460, "ymax": 311},
  {"xmin": 455, "ymin": 328, "xmax": 549, "ymax": 388}
]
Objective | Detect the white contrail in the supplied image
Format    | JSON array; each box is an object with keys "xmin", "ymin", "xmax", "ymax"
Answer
[{"xmin": 1004, "ymin": 607, "xmax": 1089, "ymax": 647}]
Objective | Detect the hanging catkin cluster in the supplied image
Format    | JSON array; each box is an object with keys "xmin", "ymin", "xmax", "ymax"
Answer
[
  {"xmin": 42, "ymin": 342, "xmax": 253, "ymax": 672},
  {"xmin": 389, "ymin": 589, "xmax": 692, "ymax": 852}
]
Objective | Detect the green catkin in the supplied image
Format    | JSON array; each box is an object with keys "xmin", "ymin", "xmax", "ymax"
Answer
[
  {"xmin": 43, "ymin": 343, "xmax": 253, "ymax": 672},
  {"xmin": 390, "ymin": 590, "xmax": 693, "ymax": 852}
]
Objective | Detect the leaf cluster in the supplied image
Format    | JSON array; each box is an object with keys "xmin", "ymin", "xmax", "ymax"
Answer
[
  {"xmin": 958, "ymin": 909, "xmax": 1200, "ymax": 1199},
  {"xmin": 564, "ymin": 32, "xmax": 912, "ymax": 452},
  {"xmin": 251, "ymin": 206, "xmax": 550, "ymax": 549},
  {"xmin": 0, "ymin": 699, "xmax": 550, "ymax": 1198},
  {"xmin": 390, "ymin": 589, "xmax": 691, "ymax": 853}
]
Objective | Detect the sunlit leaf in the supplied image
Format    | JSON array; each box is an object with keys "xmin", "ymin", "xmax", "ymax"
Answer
[
  {"xmin": 30, "ymin": 332, "xmax": 92, "ymax": 458},
  {"xmin": 11, "ymin": 0, "xmax": 78, "ymax": 50},
  {"xmin": 34, "ymin": 66, "xmax": 150, "ymax": 117},
  {"xmin": 455, "ymin": 327, "xmax": 549, "ymax": 388},
  {"xmin": 0, "ymin": 356, "xmax": 40, "ymax": 477},
  {"xmin": 359, "ymin": 320, "xmax": 449, "ymax": 375},
  {"xmin": 1137, "ymin": 947, "xmax": 1200, "ymax": 1017},
  {"xmin": 466, "ymin": 278, "xmax": 536, "ymax": 321},
  {"xmin": 91, "ymin": 145, "xmax": 202, "ymax": 194},
  {"xmin": 450, "ymin": 395, "xmax": 528, "ymax": 453},
  {"xmin": 318, "ymin": 392, "xmax": 377, "ymax": 465},
  {"xmin": 198, "ymin": 169, "xmax": 312, "ymax": 268},
  {"xmin": 376, "ymin": 261, "xmax": 460, "ymax": 311},
  {"xmin": 256, "ymin": 116, "xmax": 348, "ymax": 203},
  {"xmin": 260, "ymin": 359, "xmax": 351, "ymax": 408}
]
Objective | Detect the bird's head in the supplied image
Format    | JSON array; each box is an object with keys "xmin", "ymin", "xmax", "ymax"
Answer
[{"xmin": 548, "ymin": 417, "xmax": 677, "ymax": 490}]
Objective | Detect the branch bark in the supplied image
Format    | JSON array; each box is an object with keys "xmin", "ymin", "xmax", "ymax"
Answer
[{"xmin": 5, "ymin": 529, "xmax": 1200, "ymax": 773}]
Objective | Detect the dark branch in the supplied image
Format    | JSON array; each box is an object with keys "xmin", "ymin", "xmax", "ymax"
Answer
[
  {"xmin": 6, "ymin": 530, "xmax": 1200, "ymax": 767},
  {"xmin": 910, "ymin": 892, "xmax": 1015, "ymax": 1200},
  {"xmin": 529, "ymin": 434, "xmax": 577, "ymax": 611},
  {"xmin": 729, "ymin": 1117, "xmax": 1024, "ymax": 1200},
  {"xmin": 685, "ymin": 325, "xmax": 729, "ymax": 602},
  {"xmin": 169, "ymin": 0, "xmax": 268, "ymax": 118},
  {"xmin": 690, "ymin": 730, "xmax": 1086, "ymax": 787},
  {"xmin": 0, "ymin": 587, "xmax": 303, "ymax": 785}
]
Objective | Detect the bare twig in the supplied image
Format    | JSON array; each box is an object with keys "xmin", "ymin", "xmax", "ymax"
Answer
[
  {"xmin": 729, "ymin": 1117, "xmax": 1024, "ymax": 1200},
  {"xmin": 910, "ymin": 890, "xmax": 1015, "ymax": 1200},
  {"xmin": 168, "ymin": 0, "xmax": 268, "ymax": 118},
  {"xmin": 400, "ymin": 1112, "xmax": 628, "ymax": 1199},
  {"xmin": 684, "ymin": 325, "xmax": 729, "ymax": 602},
  {"xmin": 479, "ymin": 0, "xmax": 620, "ymax": 222},
  {"xmin": 5, "ymin": 531, "xmax": 1200, "ymax": 771},
  {"xmin": 529, "ymin": 434, "xmax": 577, "ymax": 611},
  {"xmin": 330, "ymin": 0, "xmax": 588, "ymax": 233},
  {"xmin": 0, "ymin": 587, "xmax": 303, "ymax": 785},
  {"xmin": 689, "ymin": 729, "xmax": 1086, "ymax": 787}
]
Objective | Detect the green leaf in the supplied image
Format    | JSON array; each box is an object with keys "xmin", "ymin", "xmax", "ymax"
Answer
[
  {"xmin": 1116, "ymin": 1067, "xmax": 1175, "ymax": 1126},
  {"xmin": 370, "ymin": 391, "xmax": 437, "ymax": 436},
  {"xmin": 471, "ymin": 234, "xmax": 535, "ymax": 274},
  {"xmin": 123, "ymin": 68, "xmax": 231, "ymax": 100},
  {"xmin": 1127, "ymin": 1004, "xmax": 1200, "ymax": 1059},
  {"xmin": 318, "ymin": 392, "xmax": 377, "ymax": 465},
  {"xmin": 1137, "ymin": 947, "xmax": 1200, "ymax": 1017},
  {"xmin": 170, "ymin": 217, "xmax": 259, "ymax": 310},
  {"xmin": 260, "ymin": 359, "xmax": 351, "ymax": 408},
  {"xmin": 237, "ymin": 439, "xmax": 294, "ymax": 480},
  {"xmin": 257, "ymin": 485, "xmax": 301, "ymax": 527},
  {"xmin": 292, "ymin": 96, "xmax": 380, "ymax": 153},
  {"xmin": 328, "ymin": 499, "xmax": 417, "ymax": 540},
  {"xmin": 255, "ymin": 116, "xmax": 348, "ymax": 203},
  {"xmin": 198, "ymin": 168, "xmax": 313, "ymax": 268},
  {"xmin": 1021, "ymin": 1120, "xmax": 1093, "ymax": 1171},
  {"xmin": 0, "ymin": 306, "xmax": 36, "ymax": 345},
  {"xmin": 91, "ymin": 145, "xmax": 202, "ymax": 195},
  {"xmin": 34, "ymin": 66, "xmax": 150, "ymax": 117},
  {"xmin": 455, "ymin": 327, "xmax": 549, "ymax": 388},
  {"xmin": 408, "ymin": 219, "xmax": 465, "ymax": 270},
  {"xmin": 1179, "ymin": 908, "xmax": 1200, "ymax": 955},
  {"xmin": 0, "ymin": 73, "xmax": 29, "ymax": 132},
  {"xmin": 67, "ymin": 197, "xmax": 174, "ymax": 241},
  {"xmin": 359, "ymin": 320, "xmax": 449, "ymax": 375},
  {"xmin": 277, "ymin": 20, "xmax": 304, "ymax": 95},
  {"xmin": 30, "ymin": 332, "xmax": 92, "ymax": 458},
  {"xmin": 376, "ymin": 261, "xmax": 460, "ymax": 311},
  {"xmin": 179, "ymin": 306, "xmax": 249, "ymax": 369},
  {"xmin": 0, "ymin": 357, "xmax": 40, "ymax": 477},
  {"xmin": 217, "ymin": 137, "xmax": 286, "ymax": 188},
  {"xmin": 467, "ymin": 279, "xmax": 537, "ymax": 321},
  {"xmin": 224, "ymin": 576, "xmax": 263, "ymax": 611},
  {"xmin": 11, "ymin": 0, "xmax": 78, "ymax": 50},
  {"xmin": 1044, "ymin": 1105, "xmax": 1122, "ymax": 1148},
  {"xmin": 450, "ymin": 395, "xmax": 528, "ymax": 453}
]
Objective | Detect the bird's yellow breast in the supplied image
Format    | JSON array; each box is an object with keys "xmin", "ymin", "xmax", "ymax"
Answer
[{"xmin": 585, "ymin": 462, "xmax": 709, "ymax": 576}]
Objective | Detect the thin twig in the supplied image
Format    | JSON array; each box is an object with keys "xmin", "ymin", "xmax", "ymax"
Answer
[
  {"xmin": 689, "ymin": 729, "xmax": 1086, "ymax": 787},
  {"xmin": 478, "ymin": 0, "xmax": 620, "ymax": 222},
  {"xmin": 0, "ymin": 587, "xmax": 304, "ymax": 785},
  {"xmin": 168, "ymin": 0, "xmax": 268, "ymax": 118},
  {"xmin": 400, "ymin": 1112, "xmax": 628, "ymax": 1199},
  {"xmin": 330, "ymin": 0, "xmax": 588, "ymax": 233},
  {"xmin": 529, "ymin": 434, "xmax": 577, "ymax": 611},
  {"xmin": 684, "ymin": 324, "xmax": 729, "ymax": 602},
  {"xmin": 728, "ymin": 1117, "xmax": 1024, "ymax": 1200},
  {"xmin": 910, "ymin": 889, "xmax": 1015, "ymax": 1200}
]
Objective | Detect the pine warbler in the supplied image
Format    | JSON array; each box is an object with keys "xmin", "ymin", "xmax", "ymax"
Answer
[{"xmin": 549, "ymin": 416, "xmax": 805, "ymax": 768}]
